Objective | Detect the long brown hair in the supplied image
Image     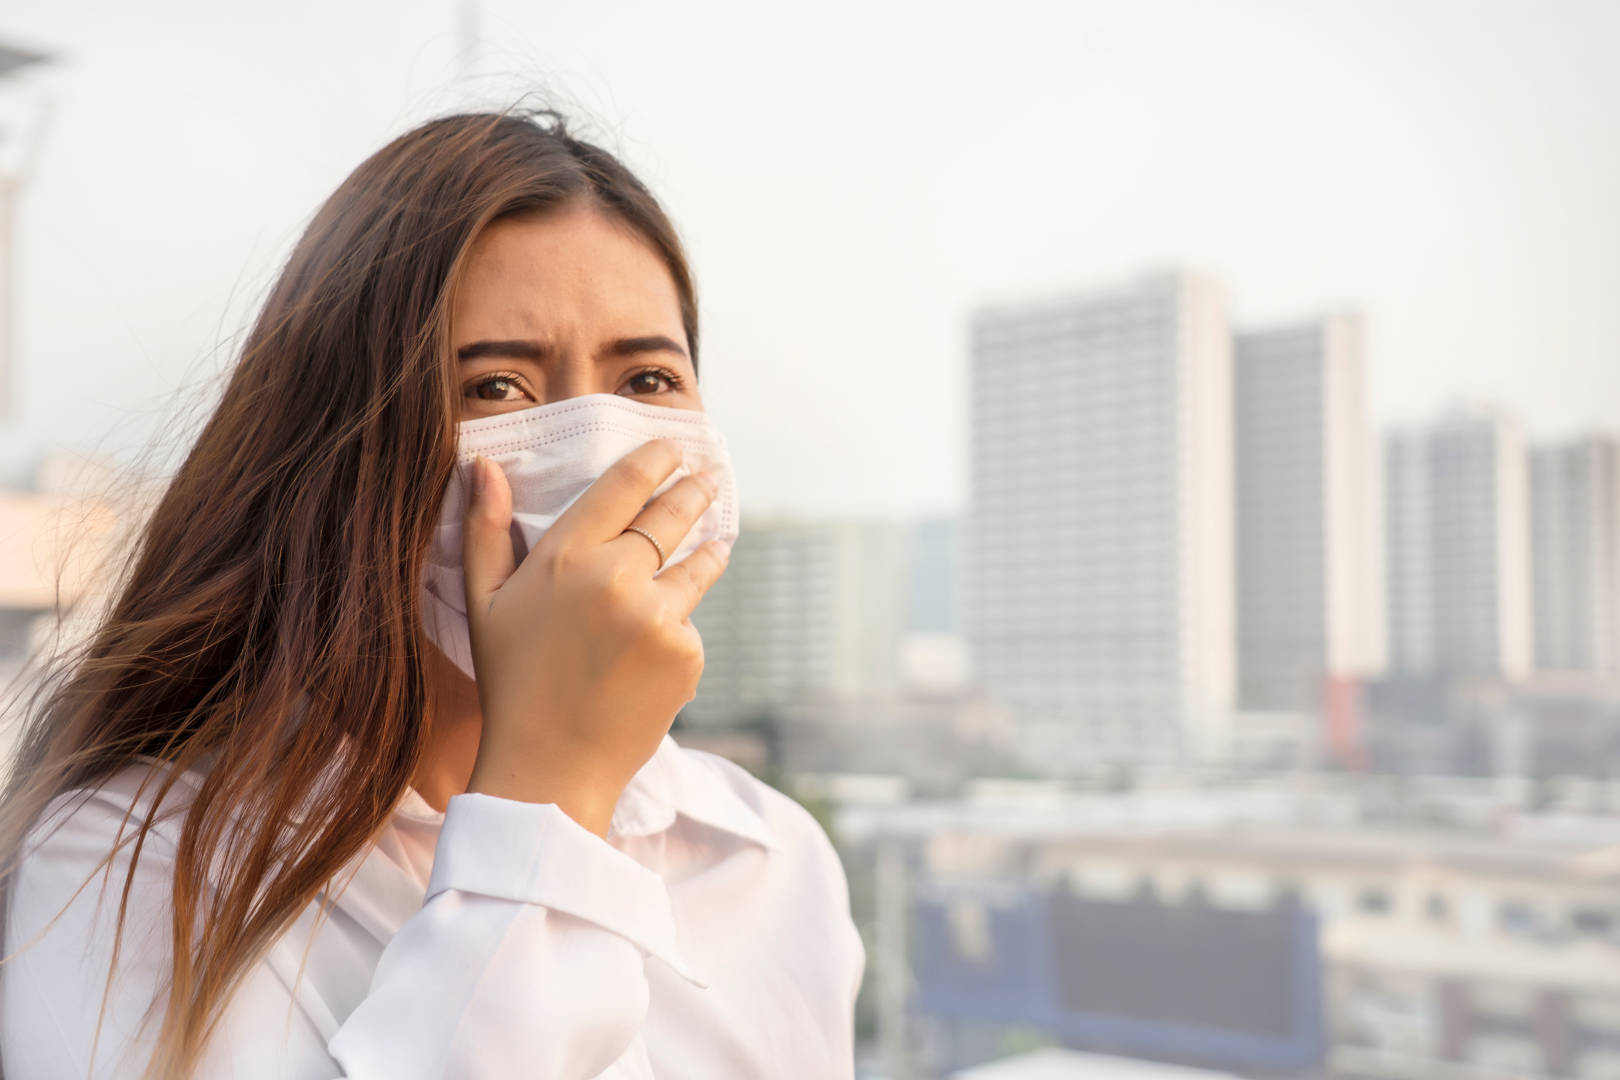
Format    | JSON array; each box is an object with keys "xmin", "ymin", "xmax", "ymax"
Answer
[{"xmin": 0, "ymin": 107, "xmax": 699, "ymax": 1079}]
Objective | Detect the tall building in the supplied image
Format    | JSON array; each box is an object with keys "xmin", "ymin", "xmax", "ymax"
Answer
[
  {"xmin": 687, "ymin": 514, "xmax": 908, "ymax": 730},
  {"xmin": 1233, "ymin": 314, "xmax": 1384, "ymax": 715},
  {"xmin": 1530, "ymin": 432, "xmax": 1620, "ymax": 675},
  {"xmin": 1384, "ymin": 406, "xmax": 1532, "ymax": 679},
  {"xmin": 1, "ymin": 41, "xmax": 55, "ymax": 423},
  {"xmin": 966, "ymin": 270, "xmax": 1234, "ymax": 769}
]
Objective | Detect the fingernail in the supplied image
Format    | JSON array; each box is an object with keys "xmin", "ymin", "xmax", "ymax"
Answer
[
  {"xmin": 471, "ymin": 456, "xmax": 488, "ymax": 498},
  {"xmin": 698, "ymin": 469, "xmax": 721, "ymax": 495},
  {"xmin": 712, "ymin": 538, "xmax": 733, "ymax": 557}
]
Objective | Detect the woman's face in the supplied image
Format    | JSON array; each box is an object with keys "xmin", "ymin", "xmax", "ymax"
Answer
[{"xmin": 449, "ymin": 202, "xmax": 701, "ymax": 420}]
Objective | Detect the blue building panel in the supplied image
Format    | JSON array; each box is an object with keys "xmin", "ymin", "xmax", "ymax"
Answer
[{"xmin": 913, "ymin": 884, "xmax": 1325, "ymax": 1073}]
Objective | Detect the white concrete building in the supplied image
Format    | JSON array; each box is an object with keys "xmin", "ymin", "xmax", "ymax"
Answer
[
  {"xmin": 686, "ymin": 514, "xmax": 909, "ymax": 730},
  {"xmin": 1234, "ymin": 313, "xmax": 1385, "ymax": 717},
  {"xmin": 966, "ymin": 270, "xmax": 1234, "ymax": 770},
  {"xmin": 1384, "ymin": 406, "xmax": 1532, "ymax": 679},
  {"xmin": 0, "ymin": 41, "xmax": 55, "ymax": 424},
  {"xmin": 1530, "ymin": 433, "xmax": 1620, "ymax": 676},
  {"xmin": 842, "ymin": 783, "xmax": 1620, "ymax": 1080}
]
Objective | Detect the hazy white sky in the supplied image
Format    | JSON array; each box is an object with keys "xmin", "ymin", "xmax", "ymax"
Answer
[{"xmin": 2, "ymin": 0, "xmax": 1617, "ymax": 515}]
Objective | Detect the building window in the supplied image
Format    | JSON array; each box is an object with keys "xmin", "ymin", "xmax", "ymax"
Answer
[
  {"xmin": 1572, "ymin": 907, "xmax": 1615, "ymax": 937},
  {"xmin": 1357, "ymin": 888, "xmax": 1392, "ymax": 915},
  {"xmin": 1498, "ymin": 902, "xmax": 1536, "ymax": 935}
]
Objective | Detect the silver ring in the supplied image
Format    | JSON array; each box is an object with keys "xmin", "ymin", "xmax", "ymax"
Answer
[{"xmin": 622, "ymin": 525, "xmax": 667, "ymax": 570}]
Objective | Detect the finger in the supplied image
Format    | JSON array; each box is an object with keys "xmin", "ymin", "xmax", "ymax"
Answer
[
  {"xmin": 611, "ymin": 470, "xmax": 718, "ymax": 576},
  {"xmin": 653, "ymin": 538, "xmax": 732, "ymax": 619},
  {"xmin": 549, "ymin": 437, "xmax": 685, "ymax": 546},
  {"xmin": 461, "ymin": 456, "xmax": 517, "ymax": 613}
]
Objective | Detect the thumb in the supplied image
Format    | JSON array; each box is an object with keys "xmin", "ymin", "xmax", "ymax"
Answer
[{"xmin": 462, "ymin": 455, "xmax": 517, "ymax": 613}]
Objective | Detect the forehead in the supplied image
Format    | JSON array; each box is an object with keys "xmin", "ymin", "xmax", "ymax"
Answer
[{"xmin": 451, "ymin": 204, "xmax": 683, "ymax": 336}]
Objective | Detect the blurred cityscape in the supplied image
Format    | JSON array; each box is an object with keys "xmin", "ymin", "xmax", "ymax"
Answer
[
  {"xmin": 5, "ymin": 21, "xmax": 1620, "ymax": 1080},
  {"xmin": 666, "ymin": 269, "xmax": 1620, "ymax": 1080}
]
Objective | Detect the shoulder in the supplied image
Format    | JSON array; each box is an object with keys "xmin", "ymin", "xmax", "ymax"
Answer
[
  {"xmin": 4, "ymin": 761, "xmax": 207, "ymax": 1037},
  {"xmin": 30, "ymin": 757, "xmax": 198, "ymax": 835},
  {"xmin": 10, "ymin": 758, "xmax": 206, "ymax": 916},
  {"xmin": 31, "ymin": 757, "xmax": 200, "ymax": 841}
]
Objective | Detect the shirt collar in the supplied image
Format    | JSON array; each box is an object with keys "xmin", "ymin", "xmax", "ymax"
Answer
[
  {"xmin": 604, "ymin": 733, "xmax": 784, "ymax": 854},
  {"xmin": 396, "ymin": 733, "xmax": 783, "ymax": 855}
]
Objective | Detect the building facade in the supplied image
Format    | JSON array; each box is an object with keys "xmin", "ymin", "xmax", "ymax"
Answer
[
  {"xmin": 1530, "ymin": 433, "xmax": 1620, "ymax": 676},
  {"xmin": 845, "ymin": 786, "xmax": 1620, "ymax": 1080},
  {"xmin": 686, "ymin": 514, "xmax": 909, "ymax": 730},
  {"xmin": 1384, "ymin": 407, "xmax": 1532, "ymax": 680},
  {"xmin": 966, "ymin": 270, "xmax": 1234, "ymax": 769},
  {"xmin": 1233, "ymin": 313, "xmax": 1384, "ymax": 716}
]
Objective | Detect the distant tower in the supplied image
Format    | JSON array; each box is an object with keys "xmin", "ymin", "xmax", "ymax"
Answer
[
  {"xmin": 0, "ymin": 40, "xmax": 54, "ymax": 423},
  {"xmin": 1385, "ymin": 406, "xmax": 1533, "ymax": 678},
  {"xmin": 1233, "ymin": 313, "xmax": 1385, "ymax": 713},
  {"xmin": 966, "ymin": 270, "xmax": 1235, "ymax": 770},
  {"xmin": 1530, "ymin": 432, "xmax": 1620, "ymax": 674}
]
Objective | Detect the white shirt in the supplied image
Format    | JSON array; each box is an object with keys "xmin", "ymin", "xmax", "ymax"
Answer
[{"xmin": 0, "ymin": 734, "xmax": 865, "ymax": 1078}]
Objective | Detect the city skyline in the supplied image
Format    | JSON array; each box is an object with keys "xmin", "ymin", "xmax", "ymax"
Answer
[{"xmin": 672, "ymin": 261, "xmax": 1619, "ymax": 781}]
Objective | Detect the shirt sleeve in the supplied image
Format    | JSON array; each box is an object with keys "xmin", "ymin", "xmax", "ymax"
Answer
[{"xmin": 1, "ymin": 788, "xmax": 704, "ymax": 1079}]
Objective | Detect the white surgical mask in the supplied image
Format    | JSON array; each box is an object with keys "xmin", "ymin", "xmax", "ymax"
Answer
[{"xmin": 421, "ymin": 392, "xmax": 741, "ymax": 679}]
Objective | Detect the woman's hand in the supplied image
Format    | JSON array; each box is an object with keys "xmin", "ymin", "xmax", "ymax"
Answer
[{"xmin": 459, "ymin": 437, "xmax": 732, "ymax": 836}]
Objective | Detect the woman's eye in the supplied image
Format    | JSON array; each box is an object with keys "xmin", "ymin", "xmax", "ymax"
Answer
[
  {"xmin": 466, "ymin": 374, "xmax": 530, "ymax": 402},
  {"xmin": 624, "ymin": 368, "xmax": 683, "ymax": 396}
]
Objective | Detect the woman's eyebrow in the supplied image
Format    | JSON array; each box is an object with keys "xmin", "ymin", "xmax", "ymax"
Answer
[
  {"xmin": 456, "ymin": 336, "xmax": 689, "ymax": 362},
  {"xmin": 605, "ymin": 335, "xmax": 689, "ymax": 360},
  {"xmin": 457, "ymin": 339, "xmax": 548, "ymax": 362}
]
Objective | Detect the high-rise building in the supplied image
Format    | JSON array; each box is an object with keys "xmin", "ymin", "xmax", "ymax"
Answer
[
  {"xmin": 1384, "ymin": 406, "xmax": 1532, "ymax": 679},
  {"xmin": 687, "ymin": 515, "xmax": 908, "ymax": 730},
  {"xmin": 1, "ymin": 41, "xmax": 55, "ymax": 423},
  {"xmin": 1530, "ymin": 433, "xmax": 1620, "ymax": 675},
  {"xmin": 966, "ymin": 270, "xmax": 1234, "ymax": 769},
  {"xmin": 1233, "ymin": 314, "xmax": 1384, "ymax": 715}
]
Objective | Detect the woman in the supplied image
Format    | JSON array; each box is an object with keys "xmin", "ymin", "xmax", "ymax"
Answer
[{"xmin": 0, "ymin": 108, "xmax": 865, "ymax": 1078}]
